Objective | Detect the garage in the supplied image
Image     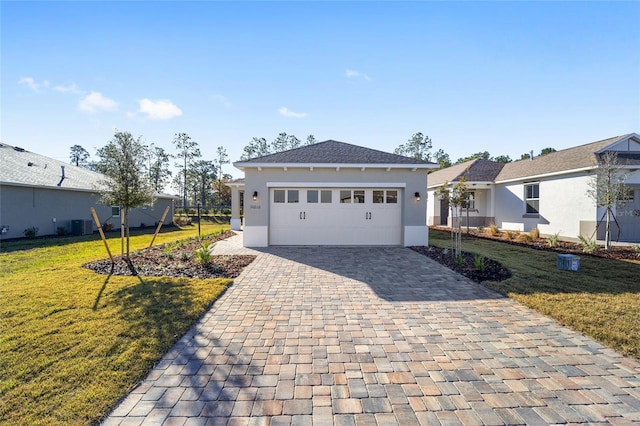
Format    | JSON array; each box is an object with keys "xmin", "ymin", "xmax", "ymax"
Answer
[
  {"xmin": 269, "ymin": 187, "xmax": 402, "ymax": 245},
  {"xmin": 230, "ymin": 140, "xmax": 437, "ymax": 247}
]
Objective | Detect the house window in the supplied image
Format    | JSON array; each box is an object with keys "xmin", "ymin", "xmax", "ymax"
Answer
[
  {"xmin": 621, "ymin": 186, "xmax": 635, "ymax": 204},
  {"xmin": 274, "ymin": 190, "xmax": 285, "ymax": 203},
  {"xmin": 464, "ymin": 192, "xmax": 475, "ymax": 209},
  {"xmin": 111, "ymin": 206, "xmax": 121, "ymax": 217},
  {"xmin": 287, "ymin": 190, "xmax": 299, "ymax": 203},
  {"xmin": 525, "ymin": 183, "xmax": 539, "ymax": 214}
]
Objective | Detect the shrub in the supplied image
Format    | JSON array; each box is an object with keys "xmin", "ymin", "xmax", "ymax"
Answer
[
  {"xmin": 485, "ymin": 224, "xmax": 500, "ymax": 237},
  {"xmin": 578, "ymin": 235, "xmax": 598, "ymax": 254},
  {"xmin": 180, "ymin": 252, "xmax": 190, "ymax": 261},
  {"xmin": 174, "ymin": 216, "xmax": 192, "ymax": 227},
  {"xmin": 23, "ymin": 226, "xmax": 38, "ymax": 239},
  {"xmin": 455, "ymin": 254, "xmax": 464, "ymax": 265},
  {"xmin": 516, "ymin": 232, "xmax": 533, "ymax": 243},
  {"xmin": 547, "ymin": 233, "xmax": 560, "ymax": 248},
  {"xmin": 221, "ymin": 208, "xmax": 231, "ymax": 216},
  {"xmin": 104, "ymin": 222, "xmax": 114, "ymax": 231},
  {"xmin": 632, "ymin": 244, "xmax": 640, "ymax": 259},
  {"xmin": 56, "ymin": 226, "xmax": 67, "ymax": 236},
  {"xmin": 473, "ymin": 254, "xmax": 485, "ymax": 271},
  {"xmin": 195, "ymin": 242, "xmax": 216, "ymax": 265},
  {"xmin": 529, "ymin": 227, "xmax": 540, "ymax": 239},
  {"xmin": 504, "ymin": 230, "xmax": 517, "ymax": 240}
]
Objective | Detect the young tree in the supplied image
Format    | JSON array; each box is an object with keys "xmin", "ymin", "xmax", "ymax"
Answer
[
  {"xmin": 394, "ymin": 132, "xmax": 433, "ymax": 161},
  {"xmin": 586, "ymin": 151, "xmax": 631, "ymax": 250},
  {"xmin": 148, "ymin": 145, "xmax": 172, "ymax": 192},
  {"xmin": 271, "ymin": 132, "xmax": 300, "ymax": 152},
  {"xmin": 172, "ymin": 133, "xmax": 201, "ymax": 208},
  {"xmin": 69, "ymin": 145, "xmax": 91, "ymax": 168},
  {"xmin": 94, "ymin": 131, "xmax": 154, "ymax": 259}
]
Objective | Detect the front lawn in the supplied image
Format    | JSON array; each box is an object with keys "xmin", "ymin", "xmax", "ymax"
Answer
[
  {"xmin": 429, "ymin": 229, "xmax": 640, "ymax": 360},
  {"xmin": 0, "ymin": 223, "xmax": 232, "ymax": 425}
]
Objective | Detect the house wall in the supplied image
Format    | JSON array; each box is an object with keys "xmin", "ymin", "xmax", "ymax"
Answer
[
  {"xmin": 242, "ymin": 167, "xmax": 428, "ymax": 246},
  {"xmin": 427, "ymin": 188, "xmax": 494, "ymax": 227},
  {"xmin": 495, "ymin": 174, "xmax": 595, "ymax": 238},
  {"xmin": 0, "ymin": 184, "xmax": 175, "ymax": 240},
  {"xmin": 594, "ymin": 172, "xmax": 640, "ymax": 242}
]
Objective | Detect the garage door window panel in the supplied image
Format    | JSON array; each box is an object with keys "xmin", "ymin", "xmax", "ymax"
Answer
[
  {"xmin": 274, "ymin": 190, "xmax": 285, "ymax": 203},
  {"xmin": 387, "ymin": 191, "xmax": 398, "ymax": 204},
  {"xmin": 321, "ymin": 190, "xmax": 332, "ymax": 203},
  {"xmin": 354, "ymin": 190, "xmax": 365, "ymax": 204},
  {"xmin": 307, "ymin": 190, "xmax": 318, "ymax": 203},
  {"xmin": 288, "ymin": 190, "xmax": 299, "ymax": 203},
  {"xmin": 340, "ymin": 190, "xmax": 352, "ymax": 203}
]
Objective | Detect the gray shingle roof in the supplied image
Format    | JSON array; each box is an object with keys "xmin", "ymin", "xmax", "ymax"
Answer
[
  {"xmin": 0, "ymin": 143, "xmax": 104, "ymax": 190},
  {"xmin": 496, "ymin": 134, "xmax": 634, "ymax": 182},
  {"xmin": 234, "ymin": 140, "xmax": 435, "ymax": 166},
  {"xmin": 427, "ymin": 159, "xmax": 505, "ymax": 188}
]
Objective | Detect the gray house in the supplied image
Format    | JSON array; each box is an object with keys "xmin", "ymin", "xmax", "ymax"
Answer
[
  {"xmin": 230, "ymin": 140, "xmax": 438, "ymax": 247},
  {"xmin": 0, "ymin": 143, "xmax": 176, "ymax": 240}
]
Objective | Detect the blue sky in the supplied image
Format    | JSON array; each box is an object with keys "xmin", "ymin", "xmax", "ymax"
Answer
[{"xmin": 2, "ymin": 1, "xmax": 639, "ymax": 178}]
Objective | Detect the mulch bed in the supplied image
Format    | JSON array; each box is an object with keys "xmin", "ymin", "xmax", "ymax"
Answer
[
  {"xmin": 411, "ymin": 246, "xmax": 512, "ymax": 283},
  {"xmin": 83, "ymin": 230, "xmax": 256, "ymax": 279}
]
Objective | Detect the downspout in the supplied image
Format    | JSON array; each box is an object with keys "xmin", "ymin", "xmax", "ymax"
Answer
[{"xmin": 57, "ymin": 165, "xmax": 66, "ymax": 186}]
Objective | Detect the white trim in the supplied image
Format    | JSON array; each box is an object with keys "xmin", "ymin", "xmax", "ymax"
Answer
[
  {"xmin": 266, "ymin": 182, "xmax": 407, "ymax": 188},
  {"xmin": 234, "ymin": 162, "xmax": 437, "ymax": 171},
  {"xmin": 404, "ymin": 226, "xmax": 428, "ymax": 247},
  {"xmin": 0, "ymin": 181, "xmax": 178, "ymax": 199},
  {"xmin": 230, "ymin": 218, "xmax": 242, "ymax": 231},
  {"xmin": 494, "ymin": 166, "xmax": 597, "ymax": 184},
  {"xmin": 427, "ymin": 180, "xmax": 495, "ymax": 190}
]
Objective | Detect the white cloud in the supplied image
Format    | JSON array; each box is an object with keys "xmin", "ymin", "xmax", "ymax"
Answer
[
  {"xmin": 345, "ymin": 69, "xmax": 372, "ymax": 81},
  {"xmin": 78, "ymin": 92, "xmax": 118, "ymax": 113},
  {"xmin": 18, "ymin": 77, "xmax": 50, "ymax": 91},
  {"xmin": 278, "ymin": 106, "xmax": 308, "ymax": 118},
  {"xmin": 53, "ymin": 83, "xmax": 84, "ymax": 95},
  {"xmin": 137, "ymin": 98, "xmax": 182, "ymax": 120}
]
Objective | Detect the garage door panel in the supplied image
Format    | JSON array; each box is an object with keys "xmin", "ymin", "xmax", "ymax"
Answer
[{"xmin": 270, "ymin": 188, "xmax": 401, "ymax": 246}]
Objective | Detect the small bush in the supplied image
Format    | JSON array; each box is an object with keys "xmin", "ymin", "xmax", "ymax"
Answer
[
  {"xmin": 104, "ymin": 222, "xmax": 114, "ymax": 231},
  {"xmin": 180, "ymin": 252, "xmax": 190, "ymax": 261},
  {"xmin": 195, "ymin": 242, "xmax": 216, "ymax": 265},
  {"xmin": 23, "ymin": 226, "xmax": 38, "ymax": 239},
  {"xmin": 516, "ymin": 232, "xmax": 533, "ymax": 243},
  {"xmin": 578, "ymin": 235, "xmax": 598, "ymax": 254},
  {"xmin": 56, "ymin": 226, "xmax": 67, "ymax": 236},
  {"xmin": 547, "ymin": 233, "xmax": 560, "ymax": 248},
  {"xmin": 455, "ymin": 254, "xmax": 464, "ymax": 265},
  {"xmin": 221, "ymin": 208, "xmax": 231, "ymax": 215},
  {"xmin": 504, "ymin": 230, "xmax": 517, "ymax": 240},
  {"xmin": 473, "ymin": 254, "xmax": 485, "ymax": 271},
  {"xmin": 632, "ymin": 244, "xmax": 640, "ymax": 259},
  {"xmin": 485, "ymin": 224, "xmax": 500, "ymax": 237},
  {"xmin": 529, "ymin": 228, "xmax": 540, "ymax": 240},
  {"xmin": 174, "ymin": 217, "xmax": 192, "ymax": 227}
]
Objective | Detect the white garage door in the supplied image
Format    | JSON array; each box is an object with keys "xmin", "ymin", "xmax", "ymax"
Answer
[{"xmin": 269, "ymin": 188, "xmax": 402, "ymax": 245}]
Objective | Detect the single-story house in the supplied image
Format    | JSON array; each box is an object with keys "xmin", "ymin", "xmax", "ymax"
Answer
[
  {"xmin": 229, "ymin": 140, "xmax": 437, "ymax": 247},
  {"xmin": 0, "ymin": 143, "xmax": 177, "ymax": 240},
  {"xmin": 427, "ymin": 133, "xmax": 640, "ymax": 243}
]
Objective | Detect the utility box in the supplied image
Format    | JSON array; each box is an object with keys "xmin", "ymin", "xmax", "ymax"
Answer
[
  {"xmin": 71, "ymin": 220, "xmax": 93, "ymax": 236},
  {"xmin": 557, "ymin": 254, "xmax": 580, "ymax": 271}
]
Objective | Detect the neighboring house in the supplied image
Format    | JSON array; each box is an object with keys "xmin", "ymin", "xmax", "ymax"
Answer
[
  {"xmin": 229, "ymin": 140, "xmax": 437, "ymax": 247},
  {"xmin": 0, "ymin": 143, "xmax": 176, "ymax": 240},
  {"xmin": 427, "ymin": 133, "xmax": 640, "ymax": 243}
]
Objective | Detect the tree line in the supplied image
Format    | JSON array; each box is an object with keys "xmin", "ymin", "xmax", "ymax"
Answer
[{"xmin": 70, "ymin": 132, "xmax": 231, "ymax": 209}]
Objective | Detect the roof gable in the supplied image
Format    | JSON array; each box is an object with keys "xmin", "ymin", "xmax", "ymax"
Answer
[
  {"xmin": 427, "ymin": 159, "xmax": 505, "ymax": 188},
  {"xmin": 234, "ymin": 140, "xmax": 435, "ymax": 167}
]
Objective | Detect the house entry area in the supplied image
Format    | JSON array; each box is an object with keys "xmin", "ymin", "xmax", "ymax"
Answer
[{"xmin": 269, "ymin": 187, "xmax": 402, "ymax": 245}]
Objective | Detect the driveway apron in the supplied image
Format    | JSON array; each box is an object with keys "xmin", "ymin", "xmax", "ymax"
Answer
[{"xmin": 106, "ymin": 233, "xmax": 640, "ymax": 425}]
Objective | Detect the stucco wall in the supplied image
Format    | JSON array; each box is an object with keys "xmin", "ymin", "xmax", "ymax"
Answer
[
  {"xmin": 242, "ymin": 167, "xmax": 428, "ymax": 246},
  {"xmin": 0, "ymin": 184, "xmax": 174, "ymax": 240},
  {"xmin": 495, "ymin": 174, "xmax": 595, "ymax": 238}
]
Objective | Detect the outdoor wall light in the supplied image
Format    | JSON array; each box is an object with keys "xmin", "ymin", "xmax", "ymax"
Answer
[
  {"xmin": 252, "ymin": 191, "xmax": 258, "ymax": 201},
  {"xmin": 414, "ymin": 192, "xmax": 421, "ymax": 201}
]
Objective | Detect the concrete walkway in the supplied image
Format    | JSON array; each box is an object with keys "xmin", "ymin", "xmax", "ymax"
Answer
[{"xmin": 105, "ymin": 232, "xmax": 640, "ymax": 425}]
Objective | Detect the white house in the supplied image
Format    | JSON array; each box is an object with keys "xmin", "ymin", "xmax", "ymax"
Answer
[
  {"xmin": 229, "ymin": 140, "xmax": 438, "ymax": 247},
  {"xmin": 0, "ymin": 143, "xmax": 177, "ymax": 240},
  {"xmin": 427, "ymin": 133, "xmax": 640, "ymax": 243}
]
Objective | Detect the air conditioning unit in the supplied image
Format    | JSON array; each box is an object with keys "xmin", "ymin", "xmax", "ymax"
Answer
[{"xmin": 83, "ymin": 220, "xmax": 94, "ymax": 235}]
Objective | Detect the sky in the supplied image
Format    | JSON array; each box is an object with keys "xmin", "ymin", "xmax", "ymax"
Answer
[{"xmin": 2, "ymin": 1, "xmax": 639, "ymax": 180}]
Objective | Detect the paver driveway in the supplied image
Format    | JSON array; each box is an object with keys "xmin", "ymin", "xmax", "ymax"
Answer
[{"xmin": 106, "ymin": 233, "xmax": 640, "ymax": 425}]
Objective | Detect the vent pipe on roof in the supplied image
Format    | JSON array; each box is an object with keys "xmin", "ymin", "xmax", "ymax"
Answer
[
  {"xmin": 530, "ymin": 150, "xmax": 534, "ymax": 160},
  {"xmin": 57, "ymin": 165, "xmax": 66, "ymax": 187}
]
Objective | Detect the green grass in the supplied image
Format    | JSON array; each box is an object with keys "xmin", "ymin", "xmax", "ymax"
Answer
[
  {"xmin": 0, "ymin": 222, "xmax": 231, "ymax": 425},
  {"xmin": 430, "ymin": 229, "xmax": 640, "ymax": 360}
]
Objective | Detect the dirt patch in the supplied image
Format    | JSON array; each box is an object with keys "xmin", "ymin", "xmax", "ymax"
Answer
[
  {"xmin": 83, "ymin": 230, "xmax": 256, "ymax": 279},
  {"xmin": 411, "ymin": 246, "xmax": 512, "ymax": 283}
]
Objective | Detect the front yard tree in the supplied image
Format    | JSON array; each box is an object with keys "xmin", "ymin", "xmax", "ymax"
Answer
[
  {"xmin": 436, "ymin": 178, "xmax": 469, "ymax": 258},
  {"xmin": 394, "ymin": 132, "xmax": 433, "ymax": 161},
  {"xmin": 69, "ymin": 144, "xmax": 91, "ymax": 168},
  {"xmin": 94, "ymin": 131, "xmax": 154, "ymax": 259},
  {"xmin": 172, "ymin": 132, "xmax": 201, "ymax": 208},
  {"xmin": 148, "ymin": 144, "xmax": 172, "ymax": 192},
  {"xmin": 587, "ymin": 151, "xmax": 631, "ymax": 250}
]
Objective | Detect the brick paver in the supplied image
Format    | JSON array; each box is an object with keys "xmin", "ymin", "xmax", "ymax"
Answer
[{"xmin": 105, "ymin": 232, "xmax": 640, "ymax": 425}]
